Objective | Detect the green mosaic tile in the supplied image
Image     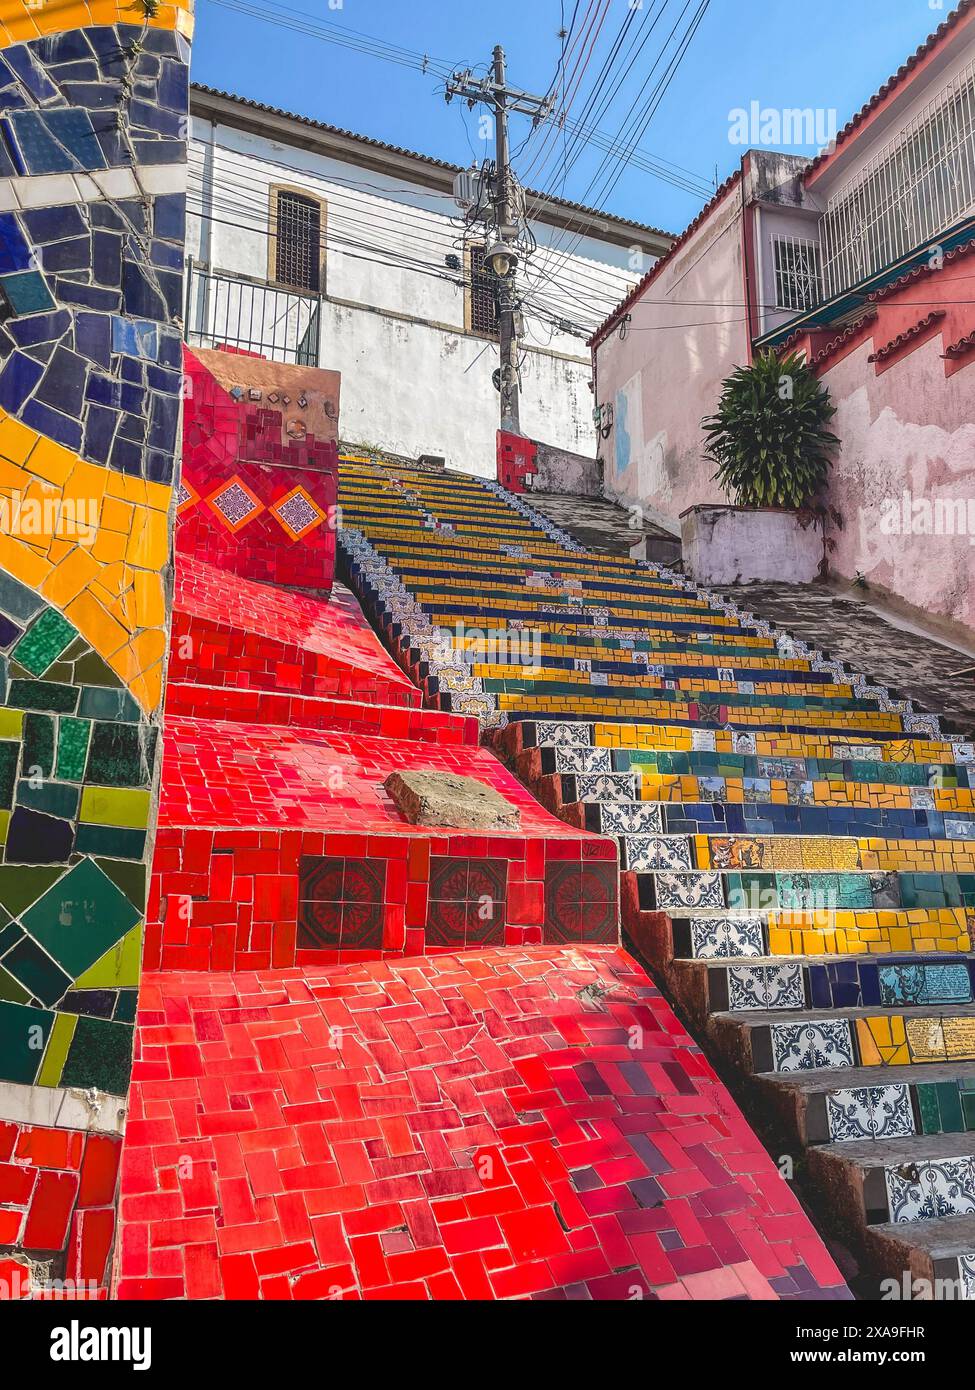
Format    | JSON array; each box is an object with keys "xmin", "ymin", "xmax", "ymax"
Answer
[
  {"xmin": 95, "ymin": 858, "xmax": 146, "ymax": 909},
  {"xmin": 75, "ymin": 825, "xmax": 146, "ymax": 859},
  {"xmin": 59, "ymin": 1014, "xmax": 133, "ymax": 1095},
  {"xmin": 0, "ymin": 742, "xmax": 17, "ymax": 810},
  {"xmin": 936, "ymin": 1082, "xmax": 965, "ymax": 1133},
  {"xmin": 72, "ymin": 652, "xmax": 123, "ymax": 688},
  {"xmin": 916, "ymin": 1084, "xmax": 941, "ymax": 1134},
  {"xmin": 86, "ymin": 722, "xmax": 157, "ymax": 788},
  {"xmin": 113, "ymin": 989, "xmax": 138, "ymax": 1022},
  {"xmin": 0, "ymin": 999, "xmax": 53, "ymax": 1084},
  {"xmin": 9, "ymin": 680, "xmax": 79, "ymax": 714},
  {"xmin": 22, "ymin": 712, "xmax": 54, "ymax": 780},
  {"xmin": 56, "ymin": 717, "xmax": 90, "ymax": 782},
  {"xmin": 78, "ymin": 687, "xmax": 140, "ymax": 722},
  {"xmin": 11, "ymin": 609, "xmax": 77, "ymax": 677},
  {"xmin": 20, "ymin": 857, "xmax": 141, "ymax": 979},
  {"xmin": 0, "ymin": 866, "xmax": 63, "ymax": 917},
  {"xmin": 3, "ymin": 935, "xmax": 73, "ymax": 1007},
  {"xmin": 15, "ymin": 779, "xmax": 81, "ymax": 820},
  {"xmin": 962, "ymin": 1092, "xmax": 975, "ymax": 1131}
]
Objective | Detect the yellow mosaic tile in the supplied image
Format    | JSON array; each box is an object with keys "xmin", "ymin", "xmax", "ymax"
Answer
[
  {"xmin": 0, "ymin": 1, "xmax": 194, "ymax": 45},
  {"xmin": 0, "ymin": 409, "xmax": 173, "ymax": 713}
]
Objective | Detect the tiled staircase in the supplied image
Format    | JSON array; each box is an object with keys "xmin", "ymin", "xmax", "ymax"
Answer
[{"xmin": 337, "ymin": 453, "xmax": 975, "ymax": 1297}]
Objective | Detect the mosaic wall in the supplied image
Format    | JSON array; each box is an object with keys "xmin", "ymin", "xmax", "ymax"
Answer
[
  {"xmin": 178, "ymin": 347, "xmax": 338, "ymax": 597},
  {"xmin": 0, "ymin": 0, "xmax": 192, "ymax": 1285}
]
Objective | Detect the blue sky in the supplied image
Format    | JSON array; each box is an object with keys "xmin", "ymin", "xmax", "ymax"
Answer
[{"xmin": 192, "ymin": 0, "xmax": 950, "ymax": 234}]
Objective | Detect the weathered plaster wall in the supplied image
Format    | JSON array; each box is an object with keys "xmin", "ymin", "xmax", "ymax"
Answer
[
  {"xmin": 819, "ymin": 334, "xmax": 975, "ymax": 633},
  {"xmin": 319, "ymin": 298, "xmax": 595, "ymax": 472},
  {"xmin": 0, "ymin": 0, "xmax": 192, "ymax": 1291},
  {"xmin": 594, "ymin": 184, "xmax": 749, "ymax": 522}
]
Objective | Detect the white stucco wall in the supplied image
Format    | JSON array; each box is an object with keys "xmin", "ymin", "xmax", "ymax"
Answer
[{"xmin": 187, "ymin": 116, "xmax": 649, "ymax": 475}]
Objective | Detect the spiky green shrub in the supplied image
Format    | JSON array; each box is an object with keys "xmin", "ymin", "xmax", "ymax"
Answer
[{"xmin": 702, "ymin": 351, "xmax": 839, "ymax": 508}]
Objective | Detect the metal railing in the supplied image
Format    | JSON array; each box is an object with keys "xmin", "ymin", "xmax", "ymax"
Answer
[
  {"xmin": 820, "ymin": 57, "xmax": 975, "ymax": 300},
  {"xmin": 183, "ymin": 259, "xmax": 323, "ymax": 366}
]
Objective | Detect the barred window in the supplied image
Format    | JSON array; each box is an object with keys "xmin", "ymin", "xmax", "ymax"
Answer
[
  {"xmin": 274, "ymin": 190, "xmax": 323, "ymax": 293},
  {"xmin": 468, "ymin": 244, "xmax": 498, "ymax": 338},
  {"xmin": 772, "ymin": 235, "xmax": 823, "ymax": 312}
]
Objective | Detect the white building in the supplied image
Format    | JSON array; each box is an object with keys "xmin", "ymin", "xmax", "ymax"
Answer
[{"xmin": 186, "ymin": 86, "xmax": 672, "ymax": 475}]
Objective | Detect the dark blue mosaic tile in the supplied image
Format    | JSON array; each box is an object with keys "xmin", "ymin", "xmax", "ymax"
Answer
[
  {"xmin": 6, "ymin": 108, "xmax": 107, "ymax": 175},
  {"xmin": 74, "ymin": 311, "xmax": 112, "ymax": 368},
  {"xmin": 0, "ymin": 212, "xmax": 31, "ymax": 272},
  {"xmin": 20, "ymin": 396, "xmax": 83, "ymax": 450},
  {"xmin": 0, "ymin": 350, "xmax": 43, "ymax": 411},
  {"xmin": 8, "ymin": 308, "xmax": 71, "ymax": 349}
]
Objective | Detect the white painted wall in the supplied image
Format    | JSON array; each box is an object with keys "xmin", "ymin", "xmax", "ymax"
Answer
[{"xmin": 187, "ymin": 116, "xmax": 650, "ymax": 475}]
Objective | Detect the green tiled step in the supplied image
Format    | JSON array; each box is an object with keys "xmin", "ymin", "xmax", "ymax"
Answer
[{"xmin": 635, "ymin": 868, "xmax": 975, "ymax": 915}]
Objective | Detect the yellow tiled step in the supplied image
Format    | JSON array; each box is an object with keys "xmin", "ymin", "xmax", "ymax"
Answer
[
  {"xmin": 693, "ymin": 833, "xmax": 975, "ymax": 875},
  {"xmin": 589, "ymin": 722, "xmax": 941, "ymax": 758},
  {"xmin": 767, "ymin": 908, "xmax": 973, "ymax": 957}
]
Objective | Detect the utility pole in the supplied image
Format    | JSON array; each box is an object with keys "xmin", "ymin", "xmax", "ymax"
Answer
[{"xmin": 445, "ymin": 48, "xmax": 550, "ymax": 436}]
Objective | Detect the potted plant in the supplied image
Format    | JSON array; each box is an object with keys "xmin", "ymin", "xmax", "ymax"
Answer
[{"xmin": 681, "ymin": 352, "xmax": 840, "ymax": 584}]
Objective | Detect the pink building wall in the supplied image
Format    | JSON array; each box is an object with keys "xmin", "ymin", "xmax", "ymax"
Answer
[
  {"xmin": 593, "ymin": 177, "xmax": 748, "ymax": 528},
  {"xmin": 803, "ymin": 245, "xmax": 975, "ymax": 634},
  {"xmin": 591, "ymin": 4, "xmax": 975, "ymax": 638}
]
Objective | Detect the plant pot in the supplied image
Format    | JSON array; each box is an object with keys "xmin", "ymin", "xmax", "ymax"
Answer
[{"xmin": 680, "ymin": 504, "xmax": 825, "ymax": 585}]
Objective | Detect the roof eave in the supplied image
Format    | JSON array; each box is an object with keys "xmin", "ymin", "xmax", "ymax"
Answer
[{"xmin": 188, "ymin": 85, "xmax": 674, "ymax": 253}]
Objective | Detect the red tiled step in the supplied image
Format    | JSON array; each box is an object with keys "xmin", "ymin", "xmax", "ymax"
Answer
[
  {"xmin": 147, "ymin": 717, "xmax": 618, "ymax": 971},
  {"xmin": 165, "ymin": 684, "xmax": 478, "ymax": 746},
  {"xmin": 116, "ymin": 947, "xmax": 849, "ymax": 1301},
  {"xmin": 172, "ymin": 555, "xmax": 419, "ymax": 708}
]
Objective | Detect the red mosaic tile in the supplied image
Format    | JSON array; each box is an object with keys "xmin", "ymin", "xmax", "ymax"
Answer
[
  {"xmin": 178, "ymin": 349, "xmax": 338, "ymax": 596},
  {"xmin": 116, "ymin": 948, "xmax": 847, "ymax": 1301}
]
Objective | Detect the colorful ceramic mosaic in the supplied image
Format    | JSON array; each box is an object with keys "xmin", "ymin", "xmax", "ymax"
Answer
[
  {"xmin": 177, "ymin": 348, "xmax": 338, "ymax": 596},
  {"xmin": 331, "ymin": 452, "xmax": 975, "ymax": 1288},
  {"xmin": 0, "ymin": 0, "xmax": 191, "ymax": 1292}
]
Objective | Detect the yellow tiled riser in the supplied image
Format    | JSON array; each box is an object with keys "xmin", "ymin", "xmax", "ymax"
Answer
[
  {"xmin": 693, "ymin": 834, "xmax": 975, "ymax": 873},
  {"xmin": 855, "ymin": 1015, "xmax": 975, "ymax": 1066},
  {"xmin": 767, "ymin": 909, "xmax": 972, "ymax": 956}
]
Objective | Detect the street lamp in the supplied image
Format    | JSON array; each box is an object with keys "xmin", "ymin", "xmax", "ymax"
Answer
[{"xmin": 484, "ymin": 239, "xmax": 518, "ymax": 278}]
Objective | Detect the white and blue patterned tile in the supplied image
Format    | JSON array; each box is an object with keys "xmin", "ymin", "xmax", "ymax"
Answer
[
  {"xmin": 826, "ymin": 1085, "xmax": 915, "ymax": 1142},
  {"xmin": 553, "ymin": 747, "xmax": 611, "ymax": 774},
  {"xmin": 575, "ymin": 772, "xmax": 639, "ymax": 803},
  {"xmin": 690, "ymin": 916, "xmax": 765, "ymax": 958},
  {"xmin": 728, "ymin": 963, "xmax": 804, "ymax": 1011},
  {"xmin": 598, "ymin": 803, "xmax": 664, "ymax": 835},
  {"xmin": 623, "ymin": 835, "xmax": 693, "ymax": 872},
  {"xmin": 770, "ymin": 1020, "xmax": 854, "ymax": 1073},
  {"xmin": 885, "ymin": 1157, "xmax": 975, "ymax": 1224},
  {"xmin": 654, "ymin": 872, "xmax": 725, "ymax": 911}
]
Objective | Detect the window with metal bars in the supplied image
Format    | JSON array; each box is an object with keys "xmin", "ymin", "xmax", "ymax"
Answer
[
  {"xmin": 772, "ymin": 235, "xmax": 823, "ymax": 312},
  {"xmin": 468, "ymin": 244, "xmax": 498, "ymax": 338},
  {"xmin": 820, "ymin": 59, "xmax": 975, "ymax": 299},
  {"xmin": 274, "ymin": 189, "xmax": 323, "ymax": 293}
]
